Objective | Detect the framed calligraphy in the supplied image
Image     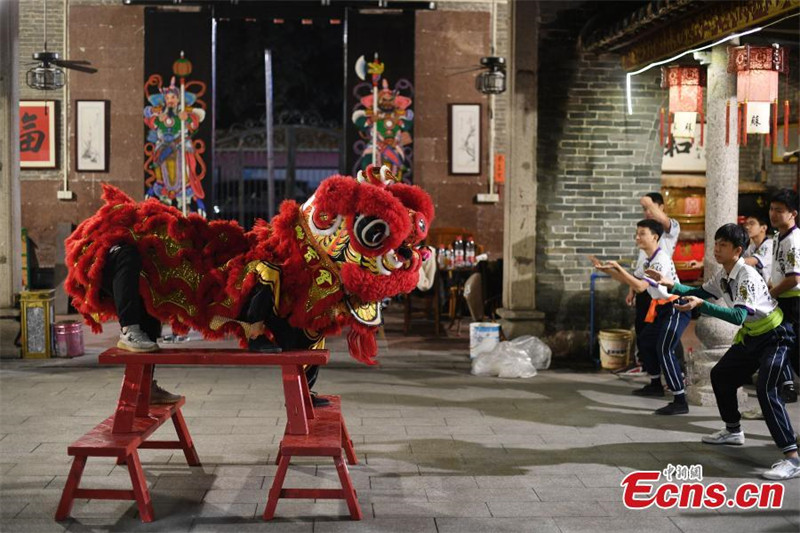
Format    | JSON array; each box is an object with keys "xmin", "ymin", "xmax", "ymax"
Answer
[
  {"xmin": 448, "ymin": 103, "xmax": 481, "ymax": 175},
  {"xmin": 19, "ymin": 100, "xmax": 57, "ymax": 169},
  {"xmin": 76, "ymin": 100, "xmax": 109, "ymax": 172},
  {"xmin": 661, "ymin": 133, "xmax": 706, "ymax": 173}
]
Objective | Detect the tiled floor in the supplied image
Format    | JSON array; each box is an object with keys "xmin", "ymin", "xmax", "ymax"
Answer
[{"xmin": 0, "ymin": 308, "xmax": 798, "ymax": 532}]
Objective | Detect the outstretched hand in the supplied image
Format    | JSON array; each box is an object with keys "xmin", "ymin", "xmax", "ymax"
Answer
[
  {"xmin": 644, "ymin": 268, "xmax": 675, "ymax": 288},
  {"xmin": 674, "ymin": 295, "xmax": 703, "ymax": 312},
  {"xmin": 595, "ymin": 260, "xmax": 621, "ymax": 272}
]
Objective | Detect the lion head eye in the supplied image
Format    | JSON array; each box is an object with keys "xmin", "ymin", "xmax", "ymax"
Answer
[{"xmin": 354, "ymin": 215, "xmax": 390, "ymax": 249}]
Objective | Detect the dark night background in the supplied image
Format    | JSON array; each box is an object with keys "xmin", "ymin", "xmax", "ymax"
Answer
[{"xmin": 215, "ymin": 8, "xmax": 345, "ymax": 129}]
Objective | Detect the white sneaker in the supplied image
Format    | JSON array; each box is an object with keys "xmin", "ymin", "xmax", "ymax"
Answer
[
  {"xmin": 117, "ymin": 325, "xmax": 159, "ymax": 352},
  {"xmin": 701, "ymin": 428, "xmax": 745, "ymax": 446},
  {"xmin": 741, "ymin": 407, "xmax": 764, "ymax": 420},
  {"xmin": 762, "ymin": 459, "xmax": 800, "ymax": 480}
]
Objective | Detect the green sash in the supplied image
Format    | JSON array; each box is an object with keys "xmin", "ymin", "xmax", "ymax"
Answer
[{"xmin": 733, "ymin": 308, "xmax": 784, "ymax": 345}]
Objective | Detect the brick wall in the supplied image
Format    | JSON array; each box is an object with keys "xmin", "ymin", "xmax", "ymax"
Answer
[
  {"xmin": 414, "ymin": 2, "xmax": 507, "ymax": 258},
  {"xmin": 18, "ymin": 1, "xmax": 144, "ymax": 267},
  {"xmin": 18, "ymin": 0, "xmax": 65, "ymax": 183},
  {"xmin": 536, "ymin": 6, "xmax": 664, "ymax": 333}
]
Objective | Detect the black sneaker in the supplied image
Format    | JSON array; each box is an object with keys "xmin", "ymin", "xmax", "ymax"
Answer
[
  {"xmin": 780, "ymin": 383, "xmax": 798, "ymax": 404},
  {"xmin": 310, "ymin": 391, "xmax": 331, "ymax": 407},
  {"xmin": 247, "ymin": 336, "xmax": 283, "ymax": 353},
  {"xmin": 150, "ymin": 380, "xmax": 182, "ymax": 404},
  {"xmin": 654, "ymin": 401, "xmax": 689, "ymax": 415},
  {"xmin": 632, "ymin": 384, "xmax": 665, "ymax": 397}
]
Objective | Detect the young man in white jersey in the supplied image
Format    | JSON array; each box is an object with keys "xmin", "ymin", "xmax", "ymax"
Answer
[
  {"xmin": 648, "ymin": 223, "xmax": 799, "ymax": 480},
  {"xmin": 621, "ymin": 193, "xmax": 682, "ymax": 376},
  {"xmin": 768, "ymin": 189, "xmax": 799, "ymax": 403},
  {"xmin": 739, "ymin": 213, "xmax": 775, "ymax": 420},
  {"xmin": 594, "ymin": 219, "xmax": 690, "ymax": 415},
  {"xmin": 742, "ymin": 213, "xmax": 773, "ymax": 285}
]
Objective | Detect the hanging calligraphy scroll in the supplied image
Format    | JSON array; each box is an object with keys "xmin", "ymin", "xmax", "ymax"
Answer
[{"xmin": 20, "ymin": 100, "xmax": 57, "ymax": 169}]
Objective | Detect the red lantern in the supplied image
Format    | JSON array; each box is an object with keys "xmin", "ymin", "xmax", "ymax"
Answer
[
  {"xmin": 660, "ymin": 66, "xmax": 706, "ymax": 147},
  {"xmin": 173, "ymin": 52, "xmax": 193, "ymax": 79},
  {"xmin": 727, "ymin": 44, "xmax": 789, "ymax": 147}
]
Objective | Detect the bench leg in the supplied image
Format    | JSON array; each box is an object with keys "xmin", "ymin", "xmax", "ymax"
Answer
[
  {"xmin": 273, "ymin": 444, "xmax": 282, "ymax": 466},
  {"xmin": 263, "ymin": 454, "xmax": 291, "ymax": 520},
  {"xmin": 125, "ymin": 451, "xmax": 154, "ymax": 523},
  {"xmin": 340, "ymin": 418, "xmax": 358, "ymax": 465},
  {"xmin": 55, "ymin": 455, "xmax": 87, "ymax": 521},
  {"xmin": 113, "ymin": 364, "xmax": 145, "ymax": 433},
  {"xmin": 171, "ymin": 408, "xmax": 201, "ymax": 467},
  {"xmin": 333, "ymin": 455, "xmax": 362, "ymax": 520}
]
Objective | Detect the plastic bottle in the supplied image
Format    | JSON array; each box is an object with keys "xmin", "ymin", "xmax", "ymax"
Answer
[
  {"xmin": 437, "ymin": 245, "xmax": 447, "ymax": 269},
  {"xmin": 465, "ymin": 237, "xmax": 476, "ymax": 266},
  {"xmin": 453, "ymin": 235, "xmax": 464, "ymax": 267},
  {"xmin": 445, "ymin": 246, "xmax": 454, "ymax": 269}
]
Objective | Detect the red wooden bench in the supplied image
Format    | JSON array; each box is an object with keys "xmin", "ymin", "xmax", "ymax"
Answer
[{"xmin": 55, "ymin": 347, "xmax": 361, "ymax": 522}]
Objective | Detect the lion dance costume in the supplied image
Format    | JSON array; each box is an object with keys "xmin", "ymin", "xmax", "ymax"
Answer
[{"xmin": 64, "ymin": 165, "xmax": 434, "ymax": 364}]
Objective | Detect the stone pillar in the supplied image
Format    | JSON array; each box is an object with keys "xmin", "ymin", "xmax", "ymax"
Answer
[
  {"xmin": 496, "ymin": 0, "xmax": 545, "ymax": 338},
  {"xmin": 685, "ymin": 44, "xmax": 740, "ymax": 405},
  {"xmin": 0, "ymin": 0, "xmax": 21, "ymax": 359}
]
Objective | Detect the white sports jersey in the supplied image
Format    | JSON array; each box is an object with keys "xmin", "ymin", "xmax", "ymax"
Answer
[
  {"xmin": 635, "ymin": 218, "xmax": 680, "ymax": 271},
  {"xmin": 634, "ymin": 247, "xmax": 677, "ymax": 300},
  {"xmin": 703, "ymin": 257, "xmax": 778, "ymax": 322},
  {"xmin": 771, "ymin": 226, "xmax": 800, "ymax": 294},
  {"xmin": 743, "ymin": 237, "xmax": 773, "ymax": 284}
]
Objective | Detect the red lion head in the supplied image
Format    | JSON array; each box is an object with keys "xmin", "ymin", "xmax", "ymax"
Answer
[{"xmin": 300, "ymin": 165, "xmax": 434, "ymax": 304}]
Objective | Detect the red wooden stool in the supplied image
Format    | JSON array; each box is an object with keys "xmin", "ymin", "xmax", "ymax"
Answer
[
  {"xmin": 55, "ymin": 398, "xmax": 199, "ymax": 523},
  {"xmin": 265, "ymin": 394, "xmax": 361, "ymax": 520},
  {"xmin": 264, "ymin": 358, "xmax": 361, "ymax": 520},
  {"xmin": 274, "ymin": 396, "xmax": 358, "ymax": 466}
]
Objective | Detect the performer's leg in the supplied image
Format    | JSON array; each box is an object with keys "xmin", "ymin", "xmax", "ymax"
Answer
[
  {"xmin": 631, "ymin": 321, "xmax": 664, "ymax": 397},
  {"xmin": 305, "ymin": 365, "xmax": 319, "ymax": 390},
  {"xmin": 756, "ymin": 324, "xmax": 798, "ymax": 454},
  {"xmin": 102, "ymin": 245, "xmax": 158, "ymax": 352},
  {"xmin": 102, "ymin": 245, "xmax": 178, "ymax": 404},
  {"xmin": 702, "ymin": 343, "xmax": 758, "ymax": 445},
  {"xmin": 653, "ymin": 307, "xmax": 691, "ymax": 415},
  {"xmin": 242, "ymin": 284, "xmax": 282, "ymax": 353},
  {"xmin": 633, "ymin": 292, "xmax": 652, "ymax": 366},
  {"xmin": 103, "ymin": 244, "xmax": 143, "ymax": 329},
  {"xmin": 777, "ymin": 298, "xmax": 799, "ymax": 403}
]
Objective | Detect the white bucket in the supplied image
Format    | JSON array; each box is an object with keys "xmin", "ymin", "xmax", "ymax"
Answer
[
  {"xmin": 470, "ymin": 322, "xmax": 501, "ymax": 359},
  {"xmin": 598, "ymin": 329, "xmax": 633, "ymax": 370}
]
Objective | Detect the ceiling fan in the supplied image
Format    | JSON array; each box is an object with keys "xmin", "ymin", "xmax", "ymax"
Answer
[
  {"xmin": 445, "ymin": 56, "xmax": 507, "ymax": 95},
  {"xmin": 25, "ymin": 0, "xmax": 97, "ymax": 91}
]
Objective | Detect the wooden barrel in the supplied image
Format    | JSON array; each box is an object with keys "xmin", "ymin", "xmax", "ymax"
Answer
[
  {"xmin": 662, "ymin": 186, "xmax": 705, "ymax": 234},
  {"xmin": 673, "ymin": 239, "xmax": 704, "ymax": 282}
]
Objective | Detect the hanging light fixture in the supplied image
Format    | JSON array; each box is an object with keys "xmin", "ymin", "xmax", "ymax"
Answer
[
  {"xmin": 25, "ymin": 0, "xmax": 96, "ymax": 91},
  {"xmin": 660, "ymin": 65, "xmax": 706, "ymax": 147},
  {"xmin": 475, "ymin": 56, "xmax": 506, "ymax": 95},
  {"xmin": 727, "ymin": 43, "xmax": 789, "ymax": 147},
  {"xmin": 26, "ymin": 52, "xmax": 66, "ymax": 91}
]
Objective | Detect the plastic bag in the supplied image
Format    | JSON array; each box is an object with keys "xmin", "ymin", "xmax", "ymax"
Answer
[
  {"xmin": 471, "ymin": 341, "xmax": 537, "ymax": 379},
  {"xmin": 508, "ymin": 335, "xmax": 552, "ymax": 370}
]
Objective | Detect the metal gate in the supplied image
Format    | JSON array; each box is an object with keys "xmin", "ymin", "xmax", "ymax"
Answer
[{"xmin": 212, "ymin": 111, "xmax": 341, "ymax": 229}]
